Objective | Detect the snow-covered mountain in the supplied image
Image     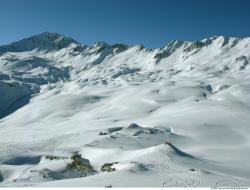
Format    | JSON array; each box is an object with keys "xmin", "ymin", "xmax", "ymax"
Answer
[{"xmin": 0, "ymin": 32, "xmax": 250, "ymax": 187}]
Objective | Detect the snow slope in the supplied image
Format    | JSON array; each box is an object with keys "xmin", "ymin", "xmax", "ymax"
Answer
[{"xmin": 0, "ymin": 32, "xmax": 250, "ymax": 187}]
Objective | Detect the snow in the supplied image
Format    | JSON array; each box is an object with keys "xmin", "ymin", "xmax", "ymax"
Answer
[{"xmin": 0, "ymin": 32, "xmax": 250, "ymax": 187}]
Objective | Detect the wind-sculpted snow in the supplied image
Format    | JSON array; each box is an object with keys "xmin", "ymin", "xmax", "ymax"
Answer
[
  {"xmin": 0, "ymin": 32, "xmax": 250, "ymax": 186},
  {"xmin": 0, "ymin": 56, "xmax": 70, "ymax": 85}
]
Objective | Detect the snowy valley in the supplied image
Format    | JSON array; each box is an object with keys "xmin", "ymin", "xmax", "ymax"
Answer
[{"xmin": 0, "ymin": 32, "xmax": 250, "ymax": 187}]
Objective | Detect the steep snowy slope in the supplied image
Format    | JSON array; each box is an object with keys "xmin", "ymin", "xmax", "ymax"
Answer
[{"xmin": 0, "ymin": 32, "xmax": 250, "ymax": 187}]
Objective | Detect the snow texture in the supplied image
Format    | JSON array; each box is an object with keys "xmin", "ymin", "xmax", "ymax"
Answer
[{"xmin": 0, "ymin": 32, "xmax": 250, "ymax": 187}]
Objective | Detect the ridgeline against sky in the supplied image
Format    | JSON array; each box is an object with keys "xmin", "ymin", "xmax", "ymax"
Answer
[{"xmin": 0, "ymin": 0, "xmax": 249, "ymax": 48}]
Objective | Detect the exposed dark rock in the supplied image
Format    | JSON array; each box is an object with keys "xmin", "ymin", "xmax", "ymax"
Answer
[
  {"xmin": 67, "ymin": 152, "xmax": 96, "ymax": 175},
  {"xmin": 183, "ymin": 38, "xmax": 213, "ymax": 54},
  {"xmin": 235, "ymin": 55, "xmax": 249, "ymax": 70},
  {"xmin": 154, "ymin": 40, "xmax": 184, "ymax": 63},
  {"xmin": 44, "ymin": 155, "xmax": 66, "ymax": 161},
  {"xmin": 98, "ymin": 127, "xmax": 124, "ymax": 136},
  {"xmin": 221, "ymin": 37, "xmax": 230, "ymax": 47},
  {"xmin": 128, "ymin": 123, "xmax": 140, "ymax": 129},
  {"xmin": 105, "ymin": 184, "xmax": 113, "ymax": 188},
  {"xmin": 101, "ymin": 162, "xmax": 118, "ymax": 172},
  {"xmin": 99, "ymin": 131, "xmax": 108, "ymax": 135},
  {"xmin": 112, "ymin": 43, "xmax": 128, "ymax": 53},
  {"xmin": 231, "ymin": 38, "xmax": 241, "ymax": 48}
]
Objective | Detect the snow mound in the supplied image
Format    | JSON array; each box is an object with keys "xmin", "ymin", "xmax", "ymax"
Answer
[{"xmin": 89, "ymin": 123, "xmax": 173, "ymax": 150}]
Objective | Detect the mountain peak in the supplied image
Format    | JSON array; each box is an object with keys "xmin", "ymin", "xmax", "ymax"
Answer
[{"xmin": 0, "ymin": 32, "xmax": 80, "ymax": 53}]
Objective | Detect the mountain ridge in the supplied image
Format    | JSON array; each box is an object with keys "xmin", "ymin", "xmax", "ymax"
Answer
[
  {"xmin": 0, "ymin": 32, "xmax": 248, "ymax": 53},
  {"xmin": 0, "ymin": 32, "xmax": 249, "ymax": 119}
]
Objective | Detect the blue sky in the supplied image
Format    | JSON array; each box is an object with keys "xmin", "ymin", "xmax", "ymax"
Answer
[{"xmin": 0, "ymin": 0, "xmax": 249, "ymax": 48}]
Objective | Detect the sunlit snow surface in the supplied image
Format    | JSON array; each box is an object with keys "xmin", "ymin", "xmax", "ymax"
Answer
[{"xmin": 0, "ymin": 33, "xmax": 250, "ymax": 187}]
